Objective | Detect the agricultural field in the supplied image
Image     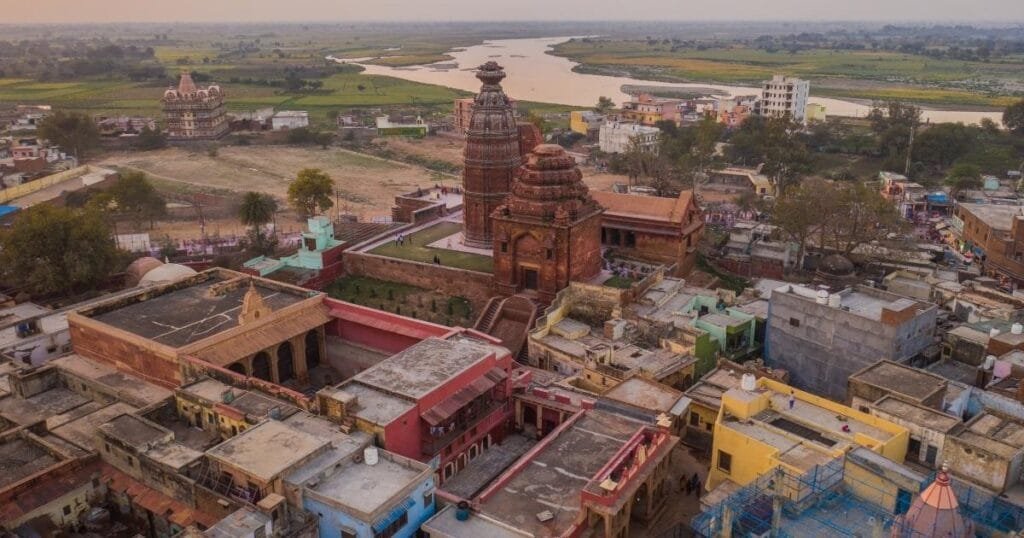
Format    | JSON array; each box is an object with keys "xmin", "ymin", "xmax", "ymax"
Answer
[{"xmin": 551, "ymin": 39, "xmax": 1023, "ymax": 108}]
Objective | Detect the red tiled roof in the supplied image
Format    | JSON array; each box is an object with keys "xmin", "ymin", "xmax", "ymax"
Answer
[
  {"xmin": 592, "ymin": 191, "xmax": 695, "ymax": 225},
  {"xmin": 102, "ymin": 462, "xmax": 221, "ymax": 528}
]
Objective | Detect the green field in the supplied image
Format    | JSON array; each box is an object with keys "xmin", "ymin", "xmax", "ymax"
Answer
[
  {"xmin": 368, "ymin": 221, "xmax": 494, "ymax": 273},
  {"xmin": 551, "ymin": 39, "xmax": 1022, "ymax": 108}
]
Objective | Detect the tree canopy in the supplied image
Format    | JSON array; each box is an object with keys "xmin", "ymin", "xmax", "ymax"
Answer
[
  {"xmin": 595, "ymin": 96, "xmax": 615, "ymax": 114},
  {"xmin": 1003, "ymin": 99, "xmax": 1024, "ymax": 135},
  {"xmin": 0, "ymin": 205, "xmax": 123, "ymax": 296},
  {"xmin": 288, "ymin": 168, "xmax": 334, "ymax": 217},
  {"xmin": 110, "ymin": 171, "xmax": 166, "ymax": 228},
  {"xmin": 238, "ymin": 191, "xmax": 278, "ymax": 228},
  {"xmin": 37, "ymin": 109, "xmax": 100, "ymax": 159}
]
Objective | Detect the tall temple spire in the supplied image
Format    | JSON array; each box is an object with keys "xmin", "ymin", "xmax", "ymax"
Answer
[
  {"xmin": 461, "ymin": 62, "xmax": 521, "ymax": 248},
  {"xmin": 177, "ymin": 70, "xmax": 197, "ymax": 94}
]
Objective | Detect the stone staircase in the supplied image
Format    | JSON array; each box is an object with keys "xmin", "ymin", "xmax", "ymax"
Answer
[{"xmin": 473, "ymin": 294, "xmax": 540, "ymax": 361}]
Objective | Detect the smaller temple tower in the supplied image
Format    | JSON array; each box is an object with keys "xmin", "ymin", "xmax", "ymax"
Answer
[
  {"xmin": 461, "ymin": 62, "xmax": 521, "ymax": 248},
  {"xmin": 492, "ymin": 144, "xmax": 604, "ymax": 303},
  {"xmin": 161, "ymin": 71, "xmax": 229, "ymax": 140}
]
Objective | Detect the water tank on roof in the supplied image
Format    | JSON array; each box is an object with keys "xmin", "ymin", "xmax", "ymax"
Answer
[
  {"xmin": 1013, "ymin": 323, "xmax": 1023, "ymax": 335},
  {"xmin": 991, "ymin": 328, "xmax": 1002, "ymax": 338},
  {"xmin": 983, "ymin": 355, "xmax": 997, "ymax": 370},
  {"xmin": 364, "ymin": 446, "xmax": 379, "ymax": 466},
  {"xmin": 828, "ymin": 294, "xmax": 841, "ymax": 308},
  {"xmin": 741, "ymin": 373, "xmax": 757, "ymax": 391}
]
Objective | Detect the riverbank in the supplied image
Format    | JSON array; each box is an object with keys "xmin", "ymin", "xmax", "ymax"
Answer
[{"xmin": 551, "ymin": 39, "xmax": 1018, "ymax": 111}]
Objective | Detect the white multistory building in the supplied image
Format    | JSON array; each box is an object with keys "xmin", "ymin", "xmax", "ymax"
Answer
[
  {"xmin": 599, "ymin": 122, "xmax": 660, "ymax": 154},
  {"xmin": 757, "ymin": 75, "xmax": 810, "ymax": 123}
]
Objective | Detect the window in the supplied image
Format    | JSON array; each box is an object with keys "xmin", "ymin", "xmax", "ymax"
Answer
[
  {"xmin": 717, "ymin": 451, "xmax": 732, "ymax": 474},
  {"xmin": 789, "ymin": 317, "xmax": 800, "ymax": 327},
  {"xmin": 546, "ymin": 249, "xmax": 553, "ymax": 260},
  {"xmin": 63, "ymin": 506, "xmax": 71, "ymax": 516},
  {"xmin": 376, "ymin": 511, "xmax": 408, "ymax": 538},
  {"xmin": 342, "ymin": 531, "xmax": 357, "ymax": 538},
  {"xmin": 689, "ymin": 412, "xmax": 700, "ymax": 427},
  {"xmin": 500, "ymin": 242, "xmax": 508, "ymax": 253},
  {"xmin": 423, "ymin": 491, "xmax": 434, "ymax": 507}
]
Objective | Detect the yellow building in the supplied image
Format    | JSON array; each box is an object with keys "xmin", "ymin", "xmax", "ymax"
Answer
[
  {"xmin": 805, "ymin": 102, "xmax": 827, "ymax": 123},
  {"xmin": 569, "ymin": 110, "xmax": 605, "ymax": 138},
  {"xmin": 707, "ymin": 377, "xmax": 908, "ymax": 492}
]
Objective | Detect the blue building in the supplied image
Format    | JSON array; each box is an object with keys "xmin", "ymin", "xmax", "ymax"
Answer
[{"xmin": 297, "ymin": 446, "xmax": 435, "ymax": 538}]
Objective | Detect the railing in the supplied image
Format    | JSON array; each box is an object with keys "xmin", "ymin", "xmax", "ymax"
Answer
[{"xmin": 421, "ymin": 400, "xmax": 509, "ymax": 456}]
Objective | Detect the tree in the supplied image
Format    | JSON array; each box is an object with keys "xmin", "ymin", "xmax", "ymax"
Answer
[
  {"xmin": 729, "ymin": 116, "xmax": 810, "ymax": 192},
  {"xmin": 771, "ymin": 179, "xmax": 836, "ymax": 270},
  {"xmin": 868, "ymin": 100, "xmax": 921, "ymax": 169},
  {"xmin": 1004, "ymin": 99, "xmax": 1024, "ymax": 135},
  {"xmin": 527, "ymin": 111, "xmax": 549, "ymax": 134},
  {"xmin": 946, "ymin": 163, "xmax": 983, "ymax": 199},
  {"xmin": 0, "ymin": 205, "xmax": 123, "ymax": 296},
  {"xmin": 595, "ymin": 96, "xmax": 615, "ymax": 114},
  {"xmin": 37, "ymin": 110, "xmax": 100, "ymax": 159},
  {"xmin": 912, "ymin": 123, "xmax": 977, "ymax": 169},
  {"xmin": 135, "ymin": 126, "xmax": 167, "ymax": 151},
  {"xmin": 110, "ymin": 171, "xmax": 166, "ymax": 228},
  {"xmin": 313, "ymin": 131, "xmax": 335, "ymax": 149},
  {"xmin": 237, "ymin": 192, "xmax": 278, "ymax": 229},
  {"xmin": 288, "ymin": 168, "xmax": 334, "ymax": 217},
  {"xmin": 822, "ymin": 182, "xmax": 904, "ymax": 256}
]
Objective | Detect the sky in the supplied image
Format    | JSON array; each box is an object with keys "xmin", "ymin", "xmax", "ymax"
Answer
[{"xmin": 5, "ymin": 0, "xmax": 1024, "ymax": 24}]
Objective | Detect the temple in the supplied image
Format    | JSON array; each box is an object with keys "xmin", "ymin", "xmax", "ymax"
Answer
[
  {"xmin": 161, "ymin": 71, "xmax": 229, "ymax": 140},
  {"xmin": 492, "ymin": 144, "xmax": 604, "ymax": 302},
  {"xmin": 461, "ymin": 62, "xmax": 522, "ymax": 248}
]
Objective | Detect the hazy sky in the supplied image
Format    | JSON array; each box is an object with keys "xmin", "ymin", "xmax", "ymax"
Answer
[{"xmin": 6, "ymin": 0, "xmax": 1024, "ymax": 24}]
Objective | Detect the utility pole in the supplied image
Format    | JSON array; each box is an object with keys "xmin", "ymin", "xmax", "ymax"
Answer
[{"xmin": 904, "ymin": 124, "xmax": 916, "ymax": 177}]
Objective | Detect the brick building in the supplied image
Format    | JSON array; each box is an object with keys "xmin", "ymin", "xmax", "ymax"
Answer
[
  {"xmin": 161, "ymin": 72, "xmax": 229, "ymax": 141},
  {"xmin": 591, "ymin": 190, "xmax": 703, "ymax": 276},
  {"xmin": 68, "ymin": 269, "xmax": 330, "ymax": 388},
  {"xmin": 953, "ymin": 203, "xmax": 1024, "ymax": 288},
  {"xmin": 492, "ymin": 144, "xmax": 604, "ymax": 303},
  {"xmin": 461, "ymin": 62, "xmax": 521, "ymax": 248}
]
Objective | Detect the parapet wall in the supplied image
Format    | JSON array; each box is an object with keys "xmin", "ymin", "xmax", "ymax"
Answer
[{"xmin": 341, "ymin": 252, "xmax": 494, "ymax": 311}]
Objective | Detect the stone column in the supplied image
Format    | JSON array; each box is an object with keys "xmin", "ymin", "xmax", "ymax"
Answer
[
  {"xmin": 269, "ymin": 346, "xmax": 281, "ymax": 384},
  {"xmin": 292, "ymin": 334, "xmax": 309, "ymax": 383}
]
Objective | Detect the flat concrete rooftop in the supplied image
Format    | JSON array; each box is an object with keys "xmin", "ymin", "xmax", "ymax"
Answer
[
  {"xmin": 85, "ymin": 273, "xmax": 310, "ymax": 348},
  {"xmin": 850, "ymin": 361, "xmax": 946, "ymax": 402},
  {"xmin": 309, "ymin": 450, "xmax": 427, "ymax": 516},
  {"xmin": 959, "ymin": 203, "xmax": 1023, "ymax": 231},
  {"xmin": 423, "ymin": 504, "xmax": 530, "ymax": 538},
  {"xmin": 352, "ymin": 335, "xmax": 499, "ymax": 400},
  {"xmin": 0, "ymin": 436, "xmax": 60, "ymax": 488},
  {"xmin": 480, "ymin": 410, "xmax": 642, "ymax": 536},
  {"xmin": 100, "ymin": 413, "xmax": 168, "ymax": 447},
  {"xmin": 51, "ymin": 354, "xmax": 172, "ymax": 406},
  {"xmin": 339, "ymin": 382, "xmax": 415, "ymax": 426},
  {"xmin": 206, "ymin": 420, "xmax": 327, "ymax": 482},
  {"xmin": 873, "ymin": 396, "xmax": 960, "ymax": 432},
  {"xmin": 0, "ymin": 386, "xmax": 90, "ymax": 426},
  {"xmin": 602, "ymin": 377, "xmax": 683, "ymax": 413}
]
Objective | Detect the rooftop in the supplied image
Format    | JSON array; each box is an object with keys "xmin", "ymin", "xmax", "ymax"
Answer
[
  {"xmin": 51, "ymin": 354, "xmax": 173, "ymax": 407},
  {"xmin": 99, "ymin": 413, "xmax": 169, "ymax": 448},
  {"xmin": 479, "ymin": 410, "xmax": 644, "ymax": 536},
  {"xmin": 871, "ymin": 396, "xmax": 960, "ymax": 432},
  {"xmin": 778, "ymin": 284, "xmax": 929, "ymax": 322},
  {"xmin": 80, "ymin": 271, "xmax": 313, "ymax": 348},
  {"xmin": 307, "ymin": 449, "xmax": 429, "ymax": 517},
  {"xmin": 602, "ymin": 376, "xmax": 685, "ymax": 413},
  {"xmin": 850, "ymin": 361, "xmax": 947, "ymax": 403},
  {"xmin": 352, "ymin": 335, "xmax": 501, "ymax": 400},
  {"xmin": 336, "ymin": 382, "xmax": 416, "ymax": 426},
  {"xmin": 204, "ymin": 506, "xmax": 270, "ymax": 538},
  {"xmin": 958, "ymin": 203, "xmax": 1024, "ymax": 232},
  {"xmin": 591, "ymin": 190, "xmax": 694, "ymax": 225},
  {"xmin": 0, "ymin": 386, "xmax": 91, "ymax": 426},
  {"xmin": 50, "ymin": 402, "xmax": 138, "ymax": 451},
  {"xmin": 423, "ymin": 504, "xmax": 531, "ymax": 538},
  {"xmin": 206, "ymin": 420, "xmax": 328, "ymax": 482},
  {"xmin": 0, "ymin": 435, "xmax": 61, "ymax": 488}
]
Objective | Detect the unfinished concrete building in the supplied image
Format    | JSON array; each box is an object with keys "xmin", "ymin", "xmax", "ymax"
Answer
[{"xmin": 766, "ymin": 284, "xmax": 938, "ymax": 401}]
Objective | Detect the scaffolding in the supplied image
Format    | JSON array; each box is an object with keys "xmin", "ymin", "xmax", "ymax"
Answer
[{"xmin": 692, "ymin": 455, "xmax": 1024, "ymax": 537}]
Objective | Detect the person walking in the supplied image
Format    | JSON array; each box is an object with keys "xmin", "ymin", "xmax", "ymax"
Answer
[
  {"xmin": 789, "ymin": 390, "xmax": 796, "ymax": 410},
  {"xmin": 690, "ymin": 473, "xmax": 701, "ymax": 498}
]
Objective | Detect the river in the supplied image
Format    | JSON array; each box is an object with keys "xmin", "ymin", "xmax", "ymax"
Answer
[{"xmin": 335, "ymin": 36, "xmax": 1001, "ymax": 125}]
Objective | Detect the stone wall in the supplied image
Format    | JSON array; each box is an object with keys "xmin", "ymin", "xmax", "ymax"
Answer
[
  {"xmin": 341, "ymin": 252, "xmax": 495, "ymax": 311},
  {"xmin": 68, "ymin": 320, "xmax": 181, "ymax": 389}
]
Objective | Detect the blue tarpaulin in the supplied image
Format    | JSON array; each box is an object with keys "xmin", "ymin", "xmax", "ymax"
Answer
[
  {"xmin": 0, "ymin": 205, "xmax": 19, "ymax": 219},
  {"xmin": 372, "ymin": 497, "xmax": 415, "ymax": 533}
]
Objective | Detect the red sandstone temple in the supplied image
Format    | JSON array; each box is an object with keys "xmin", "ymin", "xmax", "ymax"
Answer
[
  {"xmin": 161, "ymin": 71, "xmax": 229, "ymax": 141},
  {"xmin": 492, "ymin": 144, "xmax": 604, "ymax": 302}
]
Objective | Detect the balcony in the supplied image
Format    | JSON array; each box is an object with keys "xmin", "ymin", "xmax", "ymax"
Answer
[{"xmin": 422, "ymin": 399, "xmax": 509, "ymax": 456}]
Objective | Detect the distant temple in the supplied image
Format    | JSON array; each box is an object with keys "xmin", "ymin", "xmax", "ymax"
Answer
[{"xmin": 161, "ymin": 71, "xmax": 229, "ymax": 140}]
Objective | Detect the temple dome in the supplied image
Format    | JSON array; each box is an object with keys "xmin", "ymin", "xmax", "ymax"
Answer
[
  {"xmin": 818, "ymin": 253, "xmax": 855, "ymax": 277},
  {"xmin": 125, "ymin": 257, "xmax": 163, "ymax": 287},
  {"xmin": 138, "ymin": 263, "xmax": 197, "ymax": 286},
  {"xmin": 504, "ymin": 144, "xmax": 596, "ymax": 222},
  {"xmin": 891, "ymin": 465, "xmax": 973, "ymax": 538}
]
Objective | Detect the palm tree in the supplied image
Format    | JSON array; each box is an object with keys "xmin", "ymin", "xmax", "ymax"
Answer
[{"xmin": 238, "ymin": 192, "xmax": 278, "ymax": 230}]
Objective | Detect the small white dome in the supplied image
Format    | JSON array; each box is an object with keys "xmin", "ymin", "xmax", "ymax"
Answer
[{"xmin": 139, "ymin": 263, "xmax": 197, "ymax": 286}]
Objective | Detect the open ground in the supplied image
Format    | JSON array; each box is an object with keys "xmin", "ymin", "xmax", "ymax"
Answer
[{"xmin": 99, "ymin": 145, "xmax": 441, "ymax": 222}]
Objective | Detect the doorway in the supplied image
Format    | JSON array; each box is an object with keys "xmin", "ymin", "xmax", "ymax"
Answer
[{"xmin": 522, "ymin": 267, "xmax": 539, "ymax": 290}]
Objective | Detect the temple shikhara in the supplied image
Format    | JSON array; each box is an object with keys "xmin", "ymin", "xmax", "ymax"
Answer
[{"xmin": 161, "ymin": 71, "xmax": 229, "ymax": 140}]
